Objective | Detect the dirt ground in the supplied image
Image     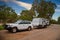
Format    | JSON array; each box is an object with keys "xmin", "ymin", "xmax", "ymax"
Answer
[{"xmin": 0, "ymin": 24, "xmax": 60, "ymax": 40}]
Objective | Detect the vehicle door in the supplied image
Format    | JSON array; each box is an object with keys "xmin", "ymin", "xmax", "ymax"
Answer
[
  {"xmin": 18, "ymin": 22, "xmax": 25, "ymax": 30},
  {"xmin": 23, "ymin": 22, "xmax": 31, "ymax": 29}
]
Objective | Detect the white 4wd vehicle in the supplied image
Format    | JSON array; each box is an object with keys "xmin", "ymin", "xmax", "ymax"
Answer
[{"xmin": 5, "ymin": 20, "xmax": 33, "ymax": 33}]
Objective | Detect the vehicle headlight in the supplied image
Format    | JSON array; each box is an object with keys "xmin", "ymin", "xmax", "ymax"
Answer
[{"xmin": 8, "ymin": 25, "xmax": 13, "ymax": 27}]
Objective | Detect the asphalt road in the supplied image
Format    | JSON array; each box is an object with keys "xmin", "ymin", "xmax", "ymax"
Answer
[{"xmin": 0, "ymin": 24, "xmax": 60, "ymax": 40}]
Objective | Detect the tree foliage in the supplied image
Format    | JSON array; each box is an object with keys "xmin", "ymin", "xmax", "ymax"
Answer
[
  {"xmin": 58, "ymin": 17, "xmax": 60, "ymax": 24},
  {"xmin": 50, "ymin": 19, "xmax": 57, "ymax": 24},
  {"xmin": 0, "ymin": 5, "xmax": 17, "ymax": 23},
  {"xmin": 19, "ymin": 10, "xmax": 35, "ymax": 21},
  {"xmin": 32, "ymin": 0, "xmax": 57, "ymax": 19}
]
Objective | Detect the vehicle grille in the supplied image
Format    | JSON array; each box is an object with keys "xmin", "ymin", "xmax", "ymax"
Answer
[{"xmin": 4, "ymin": 25, "xmax": 8, "ymax": 29}]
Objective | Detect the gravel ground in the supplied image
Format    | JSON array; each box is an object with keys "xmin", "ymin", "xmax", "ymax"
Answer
[{"xmin": 0, "ymin": 24, "xmax": 60, "ymax": 40}]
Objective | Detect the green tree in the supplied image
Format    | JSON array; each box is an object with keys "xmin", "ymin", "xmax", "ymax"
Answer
[
  {"xmin": 58, "ymin": 17, "xmax": 60, "ymax": 24},
  {"xmin": 0, "ymin": 5, "xmax": 17, "ymax": 23},
  {"xmin": 19, "ymin": 10, "xmax": 35, "ymax": 21},
  {"xmin": 50, "ymin": 19, "xmax": 57, "ymax": 24},
  {"xmin": 32, "ymin": 0, "xmax": 57, "ymax": 19}
]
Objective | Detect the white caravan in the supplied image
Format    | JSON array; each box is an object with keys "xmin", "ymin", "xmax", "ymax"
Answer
[
  {"xmin": 31, "ymin": 18, "xmax": 47, "ymax": 28},
  {"xmin": 4, "ymin": 20, "xmax": 33, "ymax": 33}
]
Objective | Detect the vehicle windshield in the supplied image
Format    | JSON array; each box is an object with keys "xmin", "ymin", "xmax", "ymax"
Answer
[
  {"xmin": 19, "ymin": 22, "xmax": 31, "ymax": 24},
  {"xmin": 14, "ymin": 20, "xmax": 31, "ymax": 24},
  {"xmin": 14, "ymin": 20, "xmax": 22, "ymax": 24}
]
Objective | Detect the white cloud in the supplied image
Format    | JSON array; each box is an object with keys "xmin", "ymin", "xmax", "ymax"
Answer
[
  {"xmin": 0, "ymin": 0, "xmax": 16, "ymax": 2},
  {"xmin": 55, "ymin": 5, "xmax": 60, "ymax": 12},
  {"xmin": 55, "ymin": 9, "xmax": 60, "ymax": 12},
  {"xmin": 0, "ymin": 0, "xmax": 32, "ymax": 10},
  {"xmin": 57, "ymin": 5, "xmax": 60, "ymax": 7},
  {"xmin": 14, "ymin": 1, "xmax": 32, "ymax": 10}
]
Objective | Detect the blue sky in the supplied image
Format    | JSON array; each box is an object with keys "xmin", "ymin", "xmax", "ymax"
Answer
[{"xmin": 0, "ymin": 0, "xmax": 60, "ymax": 21}]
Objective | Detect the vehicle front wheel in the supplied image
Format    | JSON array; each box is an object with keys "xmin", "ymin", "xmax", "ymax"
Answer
[
  {"xmin": 11, "ymin": 28, "xmax": 17, "ymax": 33},
  {"xmin": 27, "ymin": 27, "xmax": 32, "ymax": 31}
]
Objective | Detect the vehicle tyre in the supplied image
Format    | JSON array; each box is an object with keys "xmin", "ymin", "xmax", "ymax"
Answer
[
  {"xmin": 11, "ymin": 27, "xmax": 17, "ymax": 33},
  {"xmin": 37, "ymin": 25, "xmax": 42, "ymax": 28},
  {"xmin": 27, "ymin": 26, "xmax": 32, "ymax": 31},
  {"xmin": 43, "ymin": 25, "xmax": 47, "ymax": 28},
  {"xmin": 42, "ymin": 25, "xmax": 45, "ymax": 28}
]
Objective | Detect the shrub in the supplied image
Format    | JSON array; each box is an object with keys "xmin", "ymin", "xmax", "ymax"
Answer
[{"xmin": 0, "ymin": 25, "xmax": 4, "ymax": 30}]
